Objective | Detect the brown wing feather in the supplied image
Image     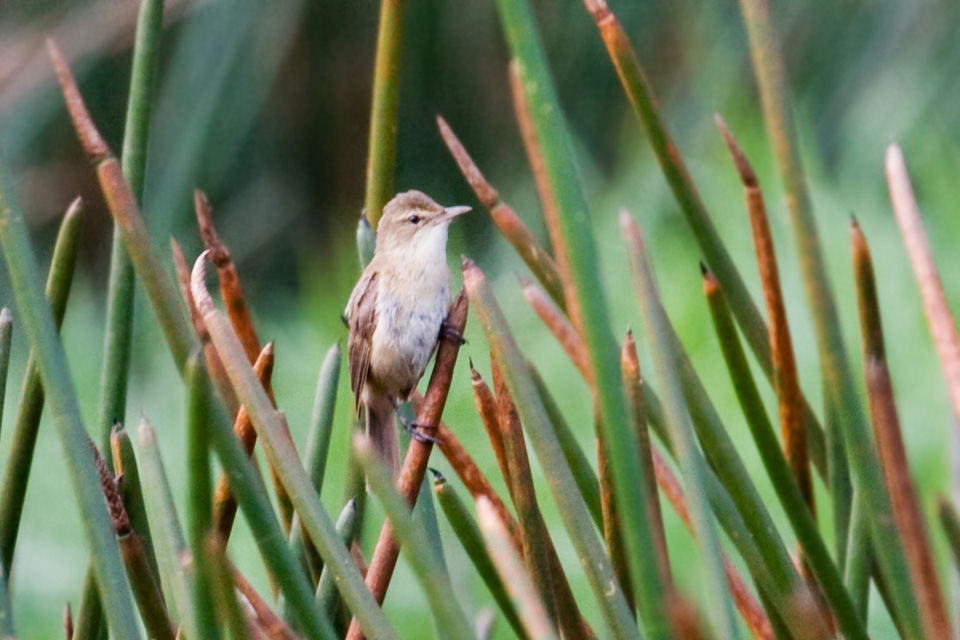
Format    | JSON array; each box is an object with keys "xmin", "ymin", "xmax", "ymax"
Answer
[{"xmin": 346, "ymin": 268, "xmax": 378, "ymax": 415}]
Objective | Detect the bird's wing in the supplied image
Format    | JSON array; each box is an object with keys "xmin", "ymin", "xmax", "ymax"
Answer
[{"xmin": 346, "ymin": 268, "xmax": 379, "ymax": 415}]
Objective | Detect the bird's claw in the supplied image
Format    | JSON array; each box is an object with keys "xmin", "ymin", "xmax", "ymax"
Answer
[
  {"xmin": 400, "ymin": 416, "xmax": 442, "ymax": 445},
  {"xmin": 440, "ymin": 321, "xmax": 466, "ymax": 346}
]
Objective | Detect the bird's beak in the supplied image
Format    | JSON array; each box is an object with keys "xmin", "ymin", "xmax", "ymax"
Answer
[{"xmin": 439, "ymin": 205, "xmax": 471, "ymax": 223}]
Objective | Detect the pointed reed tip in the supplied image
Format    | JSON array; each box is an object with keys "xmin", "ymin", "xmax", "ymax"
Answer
[
  {"xmin": 699, "ymin": 260, "xmax": 708, "ymax": 276},
  {"xmin": 65, "ymin": 195, "xmax": 84, "ymax": 219},
  {"xmin": 110, "ymin": 420, "xmax": 124, "ymax": 436},
  {"xmin": 261, "ymin": 341, "xmax": 275, "ymax": 356},
  {"xmin": 358, "ymin": 210, "xmax": 371, "ymax": 229},
  {"xmin": 436, "ymin": 114, "xmax": 449, "ymax": 130},
  {"xmin": 429, "ymin": 468, "xmax": 446, "ymax": 484},
  {"xmin": 461, "ymin": 255, "xmax": 475, "ymax": 270},
  {"xmin": 0, "ymin": 307, "xmax": 10, "ymax": 323},
  {"xmin": 714, "ymin": 115, "xmax": 757, "ymax": 187},
  {"xmin": 190, "ymin": 249, "xmax": 215, "ymax": 315},
  {"xmin": 46, "ymin": 36, "xmax": 110, "ymax": 162}
]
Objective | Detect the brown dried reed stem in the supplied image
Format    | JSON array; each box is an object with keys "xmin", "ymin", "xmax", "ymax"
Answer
[
  {"xmin": 716, "ymin": 116, "xmax": 813, "ymax": 519},
  {"xmin": 651, "ymin": 449, "xmax": 773, "ymax": 640},
  {"xmin": 519, "ymin": 276, "xmax": 592, "ymax": 385},
  {"xmin": 63, "ymin": 603, "xmax": 73, "ymax": 640},
  {"xmin": 212, "ymin": 343, "xmax": 275, "ymax": 539},
  {"xmin": 885, "ymin": 144, "xmax": 960, "ymax": 433},
  {"xmin": 852, "ymin": 220, "xmax": 951, "ymax": 640},
  {"xmin": 490, "ymin": 360, "xmax": 559, "ymax": 624},
  {"xmin": 436, "ymin": 115, "xmax": 566, "ymax": 309},
  {"xmin": 507, "ymin": 61, "xmax": 584, "ymax": 338},
  {"xmin": 621, "ymin": 330, "xmax": 671, "ymax": 587},
  {"xmin": 470, "ymin": 363, "xmax": 512, "ymax": 495},
  {"xmin": 344, "ymin": 291, "xmax": 468, "ymax": 640}
]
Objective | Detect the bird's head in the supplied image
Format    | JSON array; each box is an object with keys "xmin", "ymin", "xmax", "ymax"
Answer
[{"xmin": 375, "ymin": 190, "xmax": 470, "ymax": 254}]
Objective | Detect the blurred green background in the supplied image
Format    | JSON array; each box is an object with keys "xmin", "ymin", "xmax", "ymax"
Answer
[{"xmin": 1, "ymin": 0, "xmax": 959, "ymax": 637}]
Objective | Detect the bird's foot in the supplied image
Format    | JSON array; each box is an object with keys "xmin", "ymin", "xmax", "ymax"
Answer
[
  {"xmin": 399, "ymin": 415, "xmax": 442, "ymax": 445},
  {"xmin": 440, "ymin": 321, "xmax": 466, "ymax": 346}
]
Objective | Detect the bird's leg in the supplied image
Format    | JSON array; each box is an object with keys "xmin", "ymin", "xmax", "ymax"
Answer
[
  {"xmin": 392, "ymin": 398, "xmax": 441, "ymax": 445},
  {"xmin": 439, "ymin": 320, "xmax": 466, "ymax": 346}
]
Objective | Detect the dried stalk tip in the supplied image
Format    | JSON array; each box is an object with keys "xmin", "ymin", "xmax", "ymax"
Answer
[
  {"xmin": 714, "ymin": 114, "xmax": 758, "ymax": 188},
  {"xmin": 46, "ymin": 38, "xmax": 111, "ymax": 163},
  {"xmin": 190, "ymin": 250, "xmax": 215, "ymax": 316},
  {"xmin": 437, "ymin": 116, "xmax": 500, "ymax": 208},
  {"xmin": 63, "ymin": 602, "xmax": 73, "ymax": 640},
  {"xmin": 90, "ymin": 442, "xmax": 131, "ymax": 536},
  {"xmin": 194, "ymin": 190, "xmax": 230, "ymax": 267}
]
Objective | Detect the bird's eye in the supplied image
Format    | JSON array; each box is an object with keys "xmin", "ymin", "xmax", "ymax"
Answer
[{"xmin": 407, "ymin": 215, "xmax": 421, "ymax": 224}]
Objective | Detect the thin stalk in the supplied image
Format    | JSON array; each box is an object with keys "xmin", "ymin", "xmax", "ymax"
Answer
[
  {"xmin": 191, "ymin": 256, "xmax": 393, "ymax": 640},
  {"xmin": 579, "ymin": 0, "xmax": 828, "ymax": 482},
  {"xmin": 462, "ymin": 259, "xmax": 640, "ymax": 640},
  {"xmin": 136, "ymin": 418, "xmax": 193, "ymax": 628},
  {"xmin": 96, "ymin": 0, "xmax": 164, "ymax": 453},
  {"xmin": 230, "ymin": 562, "xmax": 297, "ymax": 640},
  {"xmin": 70, "ymin": 562, "xmax": 102, "ymax": 640},
  {"xmin": 0, "ymin": 308, "xmax": 11, "ymax": 437},
  {"xmin": 736, "ymin": 0, "xmax": 858, "ymax": 565},
  {"xmin": 476, "ymin": 497, "xmax": 561, "ymax": 640},
  {"xmin": 343, "ymin": 291, "xmax": 467, "ymax": 640},
  {"xmin": 853, "ymin": 220, "xmax": 951, "ymax": 639},
  {"xmin": 490, "ymin": 360, "xmax": 558, "ymax": 624},
  {"xmin": 621, "ymin": 331, "xmax": 672, "ymax": 588},
  {"xmin": 186, "ymin": 355, "xmax": 223, "ymax": 640},
  {"xmin": 212, "ymin": 343, "xmax": 275, "ymax": 540},
  {"xmin": 937, "ymin": 497, "xmax": 960, "ymax": 579},
  {"xmin": 626, "ymin": 228, "xmax": 740, "ymax": 639},
  {"xmin": 0, "ymin": 173, "xmax": 141, "ymax": 638},
  {"xmin": 623, "ymin": 213, "xmax": 803, "ymax": 610},
  {"xmin": 431, "ymin": 470, "xmax": 528, "ymax": 640},
  {"xmin": 0, "ymin": 563, "xmax": 12, "ymax": 638},
  {"xmin": 470, "ymin": 363, "xmax": 512, "ymax": 489},
  {"xmin": 295, "ymin": 343, "xmax": 342, "ymax": 584},
  {"xmin": 595, "ymin": 410, "xmax": 634, "ymax": 614},
  {"xmin": 315, "ymin": 500, "xmax": 359, "ymax": 617},
  {"xmin": 716, "ymin": 116, "xmax": 813, "ymax": 518},
  {"xmin": 519, "ymin": 277, "xmax": 591, "ymax": 383},
  {"xmin": 843, "ymin": 491, "xmax": 870, "ymax": 619},
  {"xmin": 363, "ymin": 0, "xmax": 405, "ymax": 229},
  {"xmin": 0, "ymin": 197, "xmax": 83, "ymax": 573},
  {"xmin": 528, "ymin": 366, "xmax": 603, "ymax": 527},
  {"xmin": 703, "ymin": 266, "xmax": 867, "ymax": 640},
  {"xmin": 354, "ymin": 438, "xmax": 474, "ymax": 640},
  {"xmin": 110, "ymin": 424, "xmax": 160, "ymax": 590},
  {"xmin": 436, "ymin": 116, "xmax": 566, "ymax": 309},
  {"xmin": 886, "ymin": 144, "xmax": 960, "ymax": 430},
  {"xmin": 206, "ymin": 536, "xmax": 250, "ymax": 640}
]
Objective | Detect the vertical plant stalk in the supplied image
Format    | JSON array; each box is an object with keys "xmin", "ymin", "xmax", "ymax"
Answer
[
  {"xmin": 937, "ymin": 497, "xmax": 960, "ymax": 578},
  {"xmin": 211, "ymin": 343, "xmax": 275, "ymax": 539},
  {"xmin": 436, "ymin": 116, "xmax": 566, "ymax": 310},
  {"xmin": 886, "ymin": 144, "xmax": 960, "ymax": 430},
  {"xmin": 171, "ymin": 238, "xmax": 239, "ymax": 416},
  {"xmin": 195, "ymin": 191, "xmax": 294, "ymax": 533},
  {"xmin": 595, "ymin": 410, "xmax": 634, "ymax": 614},
  {"xmin": 0, "ymin": 197, "xmax": 83, "ymax": 573},
  {"xmin": 463, "ymin": 258, "xmax": 641, "ymax": 640},
  {"xmin": 843, "ymin": 491, "xmax": 870, "ymax": 618},
  {"xmin": 735, "ymin": 0, "xmax": 858, "ymax": 562},
  {"xmin": 519, "ymin": 277, "xmax": 592, "ymax": 384},
  {"xmin": 111, "ymin": 424, "xmax": 160, "ymax": 586},
  {"xmin": 621, "ymin": 331, "xmax": 671, "ymax": 588},
  {"xmin": 852, "ymin": 221, "xmax": 951, "ymax": 640},
  {"xmin": 626, "ymin": 229, "xmax": 740, "ymax": 639},
  {"xmin": 579, "ymin": 0, "xmax": 828, "ymax": 482},
  {"xmin": 716, "ymin": 116, "xmax": 814, "ymax": 520},
  {"xmin": 92, "ymin": 445, "xmax": 175, "ymax": 640},
  {"xmin": 431, "ymin": 471, "xmax": 528, "ymax": 640},
  {"xmin": 363, "ymin": 0, "xmax": 405, "ymax": 229},
  {"xmin": 702, "ymin": 267, "xmax": 868, "ymax": 640},
  {"xmin": 205, "ymin": 537, "xmax": 251, "ymax": 640},
  {"xmin": 476, "ymin": 497, "xmax": 562, "ymax": 640},
  {"xmin": 343, "ymin": 291, "xmax": 467, "ymax": 640},
  {"xmin": 191, "ymin": 257, "xmax": 390, "ymax": 640},
  {"xmin": 490, "ymin": 360, "xmax": 559, "ymax": 623},
  {"xmin": 470, "ymin": 364, "xmax": 513, "ymax": 489},
  {"xmin": 651, "ymin": 447, "xmax": 773, "ymax": 640},
  {"xmin": 315, "ymin": 499, "xmax": 359, "ymax": 618},
  {"xmin": 354, "ymin": 439, "xmax": 475, "ymax": 639},
  {"xmin": 96, "ymin": 0, "xmax": 164, "ymax": 451},
  {"xmin": 507, "ymin": 61, "xmax": 582, "ymax": 334},
  {"xmin": 0, "ymin": 308, "xmax": 11, "ymax": 437}
]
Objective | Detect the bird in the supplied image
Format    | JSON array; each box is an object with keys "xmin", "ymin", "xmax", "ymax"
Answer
[{"xmin": 345, "ymin": 190, "xmax": 470, "ymax": 473}]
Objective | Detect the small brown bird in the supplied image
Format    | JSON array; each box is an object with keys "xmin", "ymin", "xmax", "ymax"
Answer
[{"xmin": 345, "ymin": 190, "xmax": 470, "ymax": 472}]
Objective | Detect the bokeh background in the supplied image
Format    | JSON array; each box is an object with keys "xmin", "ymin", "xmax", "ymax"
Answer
[{"xmin": 1, "ymin": 0, "xmax": 959, "ymax": 637}]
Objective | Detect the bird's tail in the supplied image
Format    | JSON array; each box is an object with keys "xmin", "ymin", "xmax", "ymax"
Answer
[{"xmin": 365, "ymin": 395, "xmax": 399, "ymax": 477}]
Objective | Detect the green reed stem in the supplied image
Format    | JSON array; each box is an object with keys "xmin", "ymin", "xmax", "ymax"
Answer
[
  {"xmin": 0, "ymin": 197, "xmax": 83, "ymax": 573},
  {"xmin": 315, "ymin": 499, "xmax": 358, "ymax": 616},
  {"xmin": 355, "ymin": 439, "xmax": 474, "ymax": 640},
  {"xmin": 490, "ymin": 1, "xmax": 669, "ymax": 634},
  {"xmin": 431, "ymin": 470, "xmax": 528, "ymax": 640},
  {"xmin": 0, "ymin": 161, "xmax": 140, "ymax": 639},
  {"xmin": 206, "ymin": 536, "xmax": 250, "ymax": 640},
  {"xmin": 703, "ymin": 268, "xmax": 867, "ymax": 640},
  {"xmin": 96, "ymin": 0, "xmax": 165, "ymax": 453},
  {"xmin": 110, "ymin": 424, "xmax": 159, "ymax": 582},
  {"xmin": 0, "ymin": 308, "xmax": 11, "ymax": 437},
  {"xmin": 937, "ymin": 496, "xmax": 960, "ymax": 581},
  {"xmin": 463, "ymin": 260, "xmax": 640, "ymax": 640},
  {"xmin": 844, "ymin": 490, "xmax": 870, "ymax": 619},
  {"xmin": 363, "ymin": 0, "xmax": 405, "ymax": 229}
]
